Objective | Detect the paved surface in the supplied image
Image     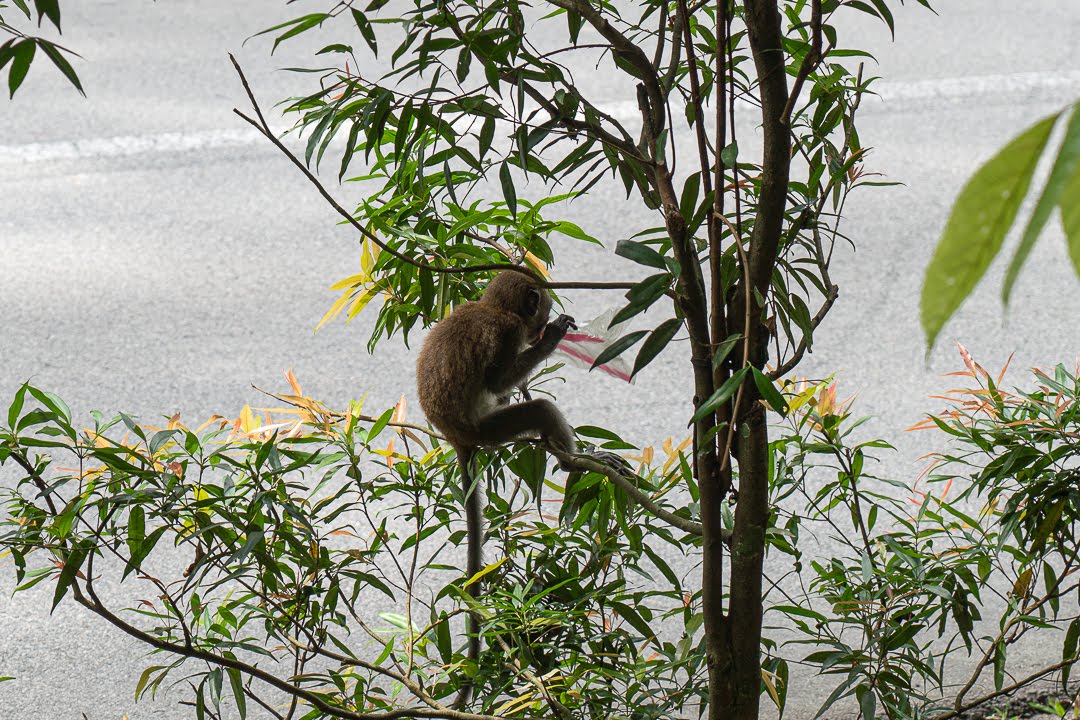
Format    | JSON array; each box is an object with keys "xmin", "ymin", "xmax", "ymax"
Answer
[{"xmin": 3, "ymin": 1, "xmax": 1080, "ymax": 718}]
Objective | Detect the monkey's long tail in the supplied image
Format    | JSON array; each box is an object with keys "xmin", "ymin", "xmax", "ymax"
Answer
[{"xmin": 455, "ymin": 448, "xmax": 483, "ymax": 709}]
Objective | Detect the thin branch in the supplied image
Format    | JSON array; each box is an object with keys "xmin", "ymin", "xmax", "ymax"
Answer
[
  {"xmin": 932, "ymin": 656, "xmax": 1080, "ymax": 720},
  {"xmin": 767, "ymin": 282, "xmax": 838, "ymax": 379},
  {"xmin": 288, "ymin": 638, "xmax": 448, "ymax": 713},
  {"xmin": 552, "ymin": 451, "xmax": 708, "ymax": 537},
  {"xmin": 780, "ymin": 0, "xmax": 823, "ymax": 126},
  {"xmin": 77, "ymin": 565, "xmax": 512, "ymax": 720},
  {"xmin": 717, "ymin": 213, "xmax": 752, "ymax": 474},
  {"xmin": 9, "ymin": 449, "xmax": 59, "ymax": 515},
  {"xmin": 542, "ymin": 0, "xmax": 666, "ymax": 133},
  {"xmin": 491, "ymin": 633, "xmax": 573, "ymax": 720}
]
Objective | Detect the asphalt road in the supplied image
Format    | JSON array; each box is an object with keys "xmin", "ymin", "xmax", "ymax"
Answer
[{"xmin": 3, "ymin": 1, "xmax": 1080, "ymax": 718}]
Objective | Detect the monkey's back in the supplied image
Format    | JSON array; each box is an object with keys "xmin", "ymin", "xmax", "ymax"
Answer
[{"xmin": 416, "ymin": 302, "xmax": 524, "ymax": 447}]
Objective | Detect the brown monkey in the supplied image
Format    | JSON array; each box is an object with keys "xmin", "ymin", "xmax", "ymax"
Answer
[{"xmin": 415, "ymin": 269, "xmax": 577, "ymax": 702}]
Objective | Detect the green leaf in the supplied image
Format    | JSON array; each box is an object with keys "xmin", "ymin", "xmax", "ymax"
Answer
[
  {"xmin": 52, "ymin": 539, "xmax": 92, "ymax": 611},
  {"xmin": 631, "ymin": 318, "xmax": 681, "ymax": 378},
  {"xmin": 257, "ymin": 13, "xmax": 330, "ymax": 55},
  {"xmin": 590, "ymin": 331, "xmax": 647, "ymax": 369},
  {"xmin": 611, "ymin": 273, "xmax": 671, "ymax": 326},
  {"xmin": 751, "ymin": 367, "xmax": 787, "ymax": 416},
  {"xmin": 126, "ymin": 506, "xmax": 146, "ymax": 562},
  {"xmin": 921, "ymin": 111, "xmax": 1058, "ymax": 349},
  {"xmin": 1004, "ymin": 105, "xmax": 1080, "ymax": 303},
  {"xmin": 711, "ymin": 334, "xmax": 741, "ymax": 369},
  {"xmin": 615, "ymin": 239, "xmax": 667, "ymax": 269},
  {"xmin": 135, "ymin": 665, "xmax": 166, "ymax": 701},
  {"xmin": 1061, "ymin": 152, "xmax": 1080, "ymax": 279},
  {"xmin": 1063, "ymin": 618, "xmax": 1080, "ymax": 690},
  {"xmin": 351, "ymin": 10, "xmax": 378, "ymax": 56},
  {"xmin": 993, "ymin": 642, "xmax": 1006, "ymax": 691},
  {"xmin": 478, "ymin": 116, "xmax": 495, "ymax": 159},
  {"xmin": 7, "ymin": 382, "xmax": 28, "ymax": 429},
  {"xmin": 27, "ymin": 386, "xmax": 71, "ymax": 425},
  {"xmin": 227, "ymin": 667, "xmax": 247, "ymax": 719},
  {"xmin": 8, "ymin": 40, "xmax": 35, "ymax": 98},
  {"xmin": 692, "ymin": 367, "xmax": 748, "ymax": 422},
  {"xmin": 33, "ymin": 0, "xmax": 61, "ymax": 31},
  {"xmin": 721, "ymin": 141, "xmax": 739, "ymax": 167},
  {"xmin": 858, "ymin": 685, "xmax": 877, "ymax": 720},
  {"xmin": 499, "ymin": 162, "xmax": 517, "ymax": 217},
  {"xmin": 36, "ymin": 40, "xmax": 84, "ymax": 96}
]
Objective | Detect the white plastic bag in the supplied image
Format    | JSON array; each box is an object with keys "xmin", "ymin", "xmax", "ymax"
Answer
[{"xmin": 554, "ymin": 308, "xmax": 635, "ymax": 383}]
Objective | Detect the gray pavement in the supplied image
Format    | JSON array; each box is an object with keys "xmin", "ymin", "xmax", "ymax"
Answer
[{"xmin": 3, "ymin": 1, "xmax": 1080, "ymax": 718}]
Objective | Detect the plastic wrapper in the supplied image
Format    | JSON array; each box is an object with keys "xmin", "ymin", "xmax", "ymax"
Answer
[{"xmin": 554, "ymin": 308, "xmax": 635, "ymax": 384}]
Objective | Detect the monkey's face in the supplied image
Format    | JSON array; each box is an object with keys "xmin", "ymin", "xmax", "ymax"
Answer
[
  {"xmin": 523, "ymin": 287, "xmax": 552, "ymax": 343},
  {"xmin": 481, "ymin": 271, "xmax": 552, "ymax": 343}
]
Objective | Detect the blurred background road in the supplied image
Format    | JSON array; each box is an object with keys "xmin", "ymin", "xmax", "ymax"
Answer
[{"xmin": 2, "ymin": 1, "xmax": 1080, "ymax": 717}]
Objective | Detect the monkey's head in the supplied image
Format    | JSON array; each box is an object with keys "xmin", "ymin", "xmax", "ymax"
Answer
[{"xmin": 481, "ymin": 270, "xmax": 552, "ymax": 341}]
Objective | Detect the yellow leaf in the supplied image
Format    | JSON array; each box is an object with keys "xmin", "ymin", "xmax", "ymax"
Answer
[
  {"xmin": 329, "ymin": 272, "xmax": 369, "ymax": 292},
  {"xmin": 285, "ymin": 369, "xmax": 302, "ymax": 396},
  {"xmin": 361, "ymin": 237, "xmax": 375, "ymax": 273},
  {"xmin": 238, "ymin": 405, "xmax": 257, "ymax": 433},
  {"xmin": 464, "ymin": 558, "xmax": 508, "ymax": 588},
  {"xmin": 524, "ymin": 252, "xmax": 550, "ymax": 278},
  {"xmin": 1012, "ymin": 568, "xmax": 1033, "ymax": 600},
  {"xmin": 347, "ymin": 286, "xmax": 381, "ymax": 320},
  {"xmin": 494, "ymin": 691, "xmax": 540, "ymax": 716},
  {"xmin": 316, "ymin": 288, "xmax": 355, "ymax": 333},
  {"xmin": 762, "ymin": 667, "xmax": 783, "ymax": 707},
  {"xmin": 662, "ymin": 435, "xmax": 692, "ymax": 474}
]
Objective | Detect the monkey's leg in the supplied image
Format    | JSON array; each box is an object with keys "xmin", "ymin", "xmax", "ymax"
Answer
[{"xmin": 473, "ymin": 399, "xmax": 576, "ymax": 456}]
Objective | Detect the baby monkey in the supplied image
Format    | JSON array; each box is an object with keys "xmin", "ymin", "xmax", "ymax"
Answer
[{"xmin": 416, "ymin": 269, "xmax": 577, "ymax": 702}]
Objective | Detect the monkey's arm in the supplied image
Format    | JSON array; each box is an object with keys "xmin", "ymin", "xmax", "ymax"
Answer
[{"xmin": 486, "ymin": 314, "xmax": 575, "ymax": 395}]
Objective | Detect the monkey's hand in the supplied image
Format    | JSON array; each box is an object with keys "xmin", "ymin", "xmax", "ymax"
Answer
[{"xmin": 540, "ymin": 314, "xmax": 577, "ymax": 350}]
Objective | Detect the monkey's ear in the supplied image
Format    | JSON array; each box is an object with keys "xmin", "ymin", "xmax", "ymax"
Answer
[{"xmin": 524, "ymin": 287, "xmax": 542, "ymax": 317}]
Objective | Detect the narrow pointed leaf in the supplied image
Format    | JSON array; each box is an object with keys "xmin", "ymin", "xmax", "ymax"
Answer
[
  {"xmin": 631, "ymin": 318, "xmax": 682, "ymax": 378},
  {"xmin": 1061, "ymin": 159, "xmax": 1080, "ymax": 277},
  {"xmin": 921, "ymin": 112, "xmax": 1058, "ymax": 350},
  {"xmin": 591, "ymin": 331, "xmax": 647, "ymax": 370},
  {"xmin": 1004, "ymin": 105, "xmax": 1080, "ymax": 303}
]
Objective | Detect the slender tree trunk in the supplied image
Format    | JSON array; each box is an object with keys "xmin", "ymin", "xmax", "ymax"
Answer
[{"xmin": 724, "ymin": 2, "xmax": 791, "ymax": 719}]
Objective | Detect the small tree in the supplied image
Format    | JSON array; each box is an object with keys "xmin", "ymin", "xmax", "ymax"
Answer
[
  {"xmin": 241, "ymin": 1, "xmax": 886, "ymax": 716},
  {"xmin": 3, "ymin": 1, "xmax": 975, "ymax": 719}
]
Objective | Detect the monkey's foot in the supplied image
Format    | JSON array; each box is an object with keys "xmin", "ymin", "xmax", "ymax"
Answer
[{"xmin": 557, "ymin": 445, "xmax": 632, "ymax": 472}]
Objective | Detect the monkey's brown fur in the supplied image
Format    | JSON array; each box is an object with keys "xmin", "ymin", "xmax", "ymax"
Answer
[
  {"xmin": 417, "ymin": 271, "xmax": 575, "ymax": 454},
  {"xmin": 415, "ymin": 270, "xmax": 576, "ymax": 705}
]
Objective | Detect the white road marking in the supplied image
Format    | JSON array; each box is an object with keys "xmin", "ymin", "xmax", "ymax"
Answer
[
  {"xmin": 0, "ymin": 127, "xmax": 265, "ymax": 164},
  {"xmin": 2, "ymin": 70, "xmax": 1078, "ymax": 165}
]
